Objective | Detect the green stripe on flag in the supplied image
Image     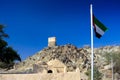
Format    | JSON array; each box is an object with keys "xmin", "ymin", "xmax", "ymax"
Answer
[{"xmin": 94, "ymin": 16, "xmax": 107, "ymax": 32}]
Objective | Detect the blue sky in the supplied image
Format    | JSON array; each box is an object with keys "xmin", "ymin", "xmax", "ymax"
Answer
[{"xmin": 0, "ymin": 0, "xmax": 120, "ymax": 60}]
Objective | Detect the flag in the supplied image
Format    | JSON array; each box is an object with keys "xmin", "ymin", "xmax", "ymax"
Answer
[{"xmin": 93, "ymin": 15, "xmax": 108, "ymax": 38}]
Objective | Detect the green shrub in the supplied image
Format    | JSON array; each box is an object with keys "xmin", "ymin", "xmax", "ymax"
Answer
[{"xmin": 86, "ymin": 66, "xmax": 103, "ymax": 80}]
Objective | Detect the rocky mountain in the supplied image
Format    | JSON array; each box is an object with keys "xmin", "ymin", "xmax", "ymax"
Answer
[
  {"xmin": 9, "ymin": 45, "xmax": 120, "ymax": 72},
  {"xmin": 15, "ymin": 44, "xmax": 91, "ymax": 72},
  {"xmin": 1, "ymin": 44, "xmax": 120, "ymax": 79}
]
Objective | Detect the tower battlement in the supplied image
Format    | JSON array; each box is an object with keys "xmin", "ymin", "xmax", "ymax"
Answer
[{"xmin": 48, "ymin": 37, "xmax": 56, "ymax": 47}]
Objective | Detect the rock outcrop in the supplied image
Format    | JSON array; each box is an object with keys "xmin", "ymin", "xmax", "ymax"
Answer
[{"xmin": 14, "ymin": 44, "xmax": 91, "ymax": 73}]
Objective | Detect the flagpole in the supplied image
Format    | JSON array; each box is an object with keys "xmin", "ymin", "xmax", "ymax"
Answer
[{"xmin": 90, "ymin": 4, "xmax": 94, "ymax": 80}]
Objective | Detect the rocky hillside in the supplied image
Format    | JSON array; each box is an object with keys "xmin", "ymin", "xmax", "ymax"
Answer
[
  {"xmin": 6, "ymin": 44, "xmax": 119, "ymax": 74},
  {"xmin": 1, "ymin": 44, "xmax": 120, "ymax": 80},
  {"xmin": 16, "ymin": 44, "xmax": 91, "ymax": 72}
]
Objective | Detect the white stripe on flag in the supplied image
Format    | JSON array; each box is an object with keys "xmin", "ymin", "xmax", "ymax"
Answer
[{"xmin": 95, "ymin": 24, "xmax": 105, "ymax": 35}]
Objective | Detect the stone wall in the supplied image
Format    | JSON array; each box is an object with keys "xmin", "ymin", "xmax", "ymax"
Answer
[
  {"xmin": 0, "ymin": 71, "xmax": 80, "ymax": 80},
  {"xmin": 48, "ymin": 37, "xmax": 56, "ymax": 47}
]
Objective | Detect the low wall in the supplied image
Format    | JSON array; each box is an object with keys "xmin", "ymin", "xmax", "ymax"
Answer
[{"xmin": 0, "ymin": 72, "xmax": 80, "ymax": 80}]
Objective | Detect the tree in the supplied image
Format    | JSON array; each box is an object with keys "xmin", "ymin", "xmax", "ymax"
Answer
[
  {"xmin": 104, "ymin": 52, "xmax": 120, "ymax": 73},
  {"xmin": 0, "ymin": 24, "xmax": 21, "ymax": 69},
  {"xmin": 86, "ymin": 66, "xmax": 103, "ymax": 80},
  {"xmin": 0, "ymin": 25, "xmax": 8, "ymax": 39}
]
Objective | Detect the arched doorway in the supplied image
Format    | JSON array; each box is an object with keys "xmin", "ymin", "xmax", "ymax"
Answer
[{"xmin": 48, "ymin": 70, "xmax": 53, "ymax": 73}]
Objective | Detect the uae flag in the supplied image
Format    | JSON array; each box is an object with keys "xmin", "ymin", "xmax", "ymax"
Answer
[{"xmin": 93, "ymin": 15, "xmax": 108, "ymax": 38}]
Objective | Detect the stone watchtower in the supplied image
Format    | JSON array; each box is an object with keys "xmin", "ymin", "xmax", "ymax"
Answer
[{"xmin": 48, "ymin": 37, "xmax": 56, "ymax": 47}]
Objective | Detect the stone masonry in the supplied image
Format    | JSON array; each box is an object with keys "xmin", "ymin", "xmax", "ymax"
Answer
[
  {"xmin": 0, "ymin": 70, "xmax": 80, "ymax": 80},
  {"xmin": 48, "ymin": 37, "xmax": 56, "ymax": 47}
]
